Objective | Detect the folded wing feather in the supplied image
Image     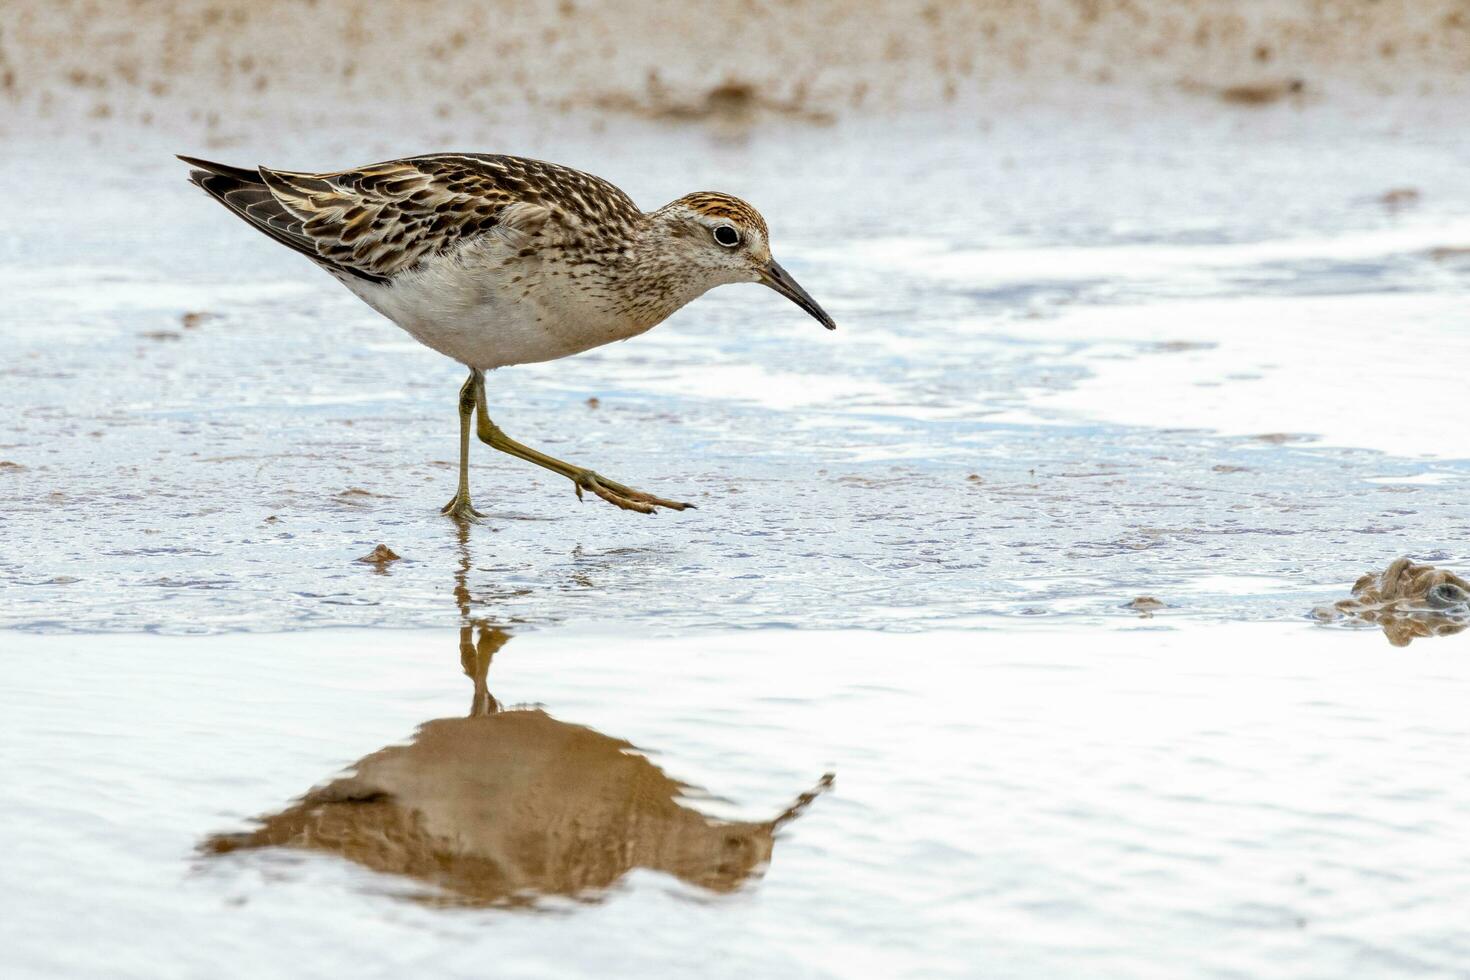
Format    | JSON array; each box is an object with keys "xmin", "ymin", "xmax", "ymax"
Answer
[{"xmin": 183, "ymin": 155, "xmax": 553, "ymax": 283}]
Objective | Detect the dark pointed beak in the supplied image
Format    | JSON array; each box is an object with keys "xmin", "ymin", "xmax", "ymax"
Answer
[{"xmin": 760, "ymin": 259, "xmax": 836, "ymax": 331}]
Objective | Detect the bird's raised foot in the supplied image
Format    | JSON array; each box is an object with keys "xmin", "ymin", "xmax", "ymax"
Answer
[
  {"xmin": 570, "ymin": 469, "xmax": 694, "ymax": 515},
  {"xmin": 440, "ymin": 492, "xmax": 486, "ymax": 524}
]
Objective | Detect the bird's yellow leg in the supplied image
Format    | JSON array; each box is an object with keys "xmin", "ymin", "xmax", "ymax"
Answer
[
  {"xmin": 472, "ymin": 373, "xmax": 693, "ymax": 515},
  {"xmin": 440, "ymin": 371, "xmax": 486, "ymax": 522}
]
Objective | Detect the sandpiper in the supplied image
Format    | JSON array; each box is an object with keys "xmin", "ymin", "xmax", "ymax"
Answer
[{"xmin": 179, "ymin": 153, "xmax": 835, "ymax": 520}]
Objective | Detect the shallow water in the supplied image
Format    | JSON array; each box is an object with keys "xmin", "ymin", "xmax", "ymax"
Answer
[
  {"xmin": 2, "ymin": 107, "xmax": 1469, "ymax": 633},
  {"xmin": 4, "ymin": 622, "xmax": 1470, "ymax": 979},
  {"xmin": 4, "ymin": 97, "xmax": 1470, "ymax": 978}
]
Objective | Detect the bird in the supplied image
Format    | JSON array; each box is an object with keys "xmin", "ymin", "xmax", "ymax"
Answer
[{"xmin": 178, "ymin": 152, "xmax": 835, "ymax": 521}]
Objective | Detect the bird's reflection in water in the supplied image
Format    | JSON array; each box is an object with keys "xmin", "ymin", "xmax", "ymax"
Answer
[{"xmin": 206, "ymin": 528, "xmax": 832, "ymax": 906}]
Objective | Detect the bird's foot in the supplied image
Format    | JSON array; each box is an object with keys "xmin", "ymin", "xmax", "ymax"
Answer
[
  {"xmin": 570, "ymin": 469, "xmax": 694, "ymax": 515},
  {"xmin": 440, "ymin": 492, "xmax": 486, "ymax": 524}
]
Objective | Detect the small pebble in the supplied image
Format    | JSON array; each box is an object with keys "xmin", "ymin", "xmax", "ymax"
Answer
[{"xmin": 357, "ymin": 544, "xmax": 401, "ymax": 566}]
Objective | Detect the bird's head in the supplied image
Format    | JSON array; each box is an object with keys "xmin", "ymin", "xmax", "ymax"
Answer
[{"xmin": 647, "ymin": 192, "xmax": 835, "ymax": 330}]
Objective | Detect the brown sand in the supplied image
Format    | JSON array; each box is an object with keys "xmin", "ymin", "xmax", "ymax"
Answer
[{"xmin": 7, "ymin": 1, "xmax": 1470, "ymax": 136}]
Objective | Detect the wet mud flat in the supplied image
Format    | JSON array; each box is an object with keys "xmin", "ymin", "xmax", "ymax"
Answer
[
  {"xmin": 3, "ymin": 103, "xmax": 1470, "ymax": 633},
  {"xmin": 4, "ymin": 622, "xmax": 1470, "ymax": 978},
  {"xmin": 3, "ymin": 62, "xmax": 1470, "ymax": 979}
]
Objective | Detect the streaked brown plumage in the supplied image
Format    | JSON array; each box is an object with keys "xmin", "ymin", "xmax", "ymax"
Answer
[
  {"xmin": 183, "ymin": 154, "xmax": 646, "ymax": 284},
  {"xmin": 180, "ymin": 152, "xmax": 835, "ymax": 519}
]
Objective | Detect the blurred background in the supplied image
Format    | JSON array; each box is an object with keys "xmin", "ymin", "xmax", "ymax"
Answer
[{"xmin": 7, "ymin": 0, "xmax": 1470, "ymax": 132}]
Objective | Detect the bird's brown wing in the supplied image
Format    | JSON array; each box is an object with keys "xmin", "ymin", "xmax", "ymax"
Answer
[
  {"xmin": 181, "ymin": 154, "xmax": 629, "ymax": 284},
  {"xmin": 181, "ymin": 155, "xmax": 370, "ymax": 278}
]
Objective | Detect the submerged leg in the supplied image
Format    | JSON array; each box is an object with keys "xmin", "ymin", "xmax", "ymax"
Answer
[
  {"xmin": 472, "ymin": 372, "xmax": 693, "ymax": 515},
  {"xmin": 440, "ymin": 371, "xmax": 486, "ymax": 522}
]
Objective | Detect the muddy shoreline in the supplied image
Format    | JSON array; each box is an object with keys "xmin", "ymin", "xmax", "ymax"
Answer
[{"xmin": 6, "ymin": 0, "xmax": 1470, "ymax": 143}]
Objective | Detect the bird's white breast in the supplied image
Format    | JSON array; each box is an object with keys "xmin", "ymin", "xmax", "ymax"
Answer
[{"xmin": 341, "ymin": 237, "xmax": 657, "ymax": 371}]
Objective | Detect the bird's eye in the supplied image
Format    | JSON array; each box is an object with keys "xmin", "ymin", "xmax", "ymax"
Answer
[{"xmin": 713, "ymin": 225, "xmax": 741, "ymax": 248}]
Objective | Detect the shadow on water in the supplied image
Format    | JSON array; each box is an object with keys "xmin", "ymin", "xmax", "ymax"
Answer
[{"xmin": 203, "ymin": 523, "xmax": 833, "ymax": 908}]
